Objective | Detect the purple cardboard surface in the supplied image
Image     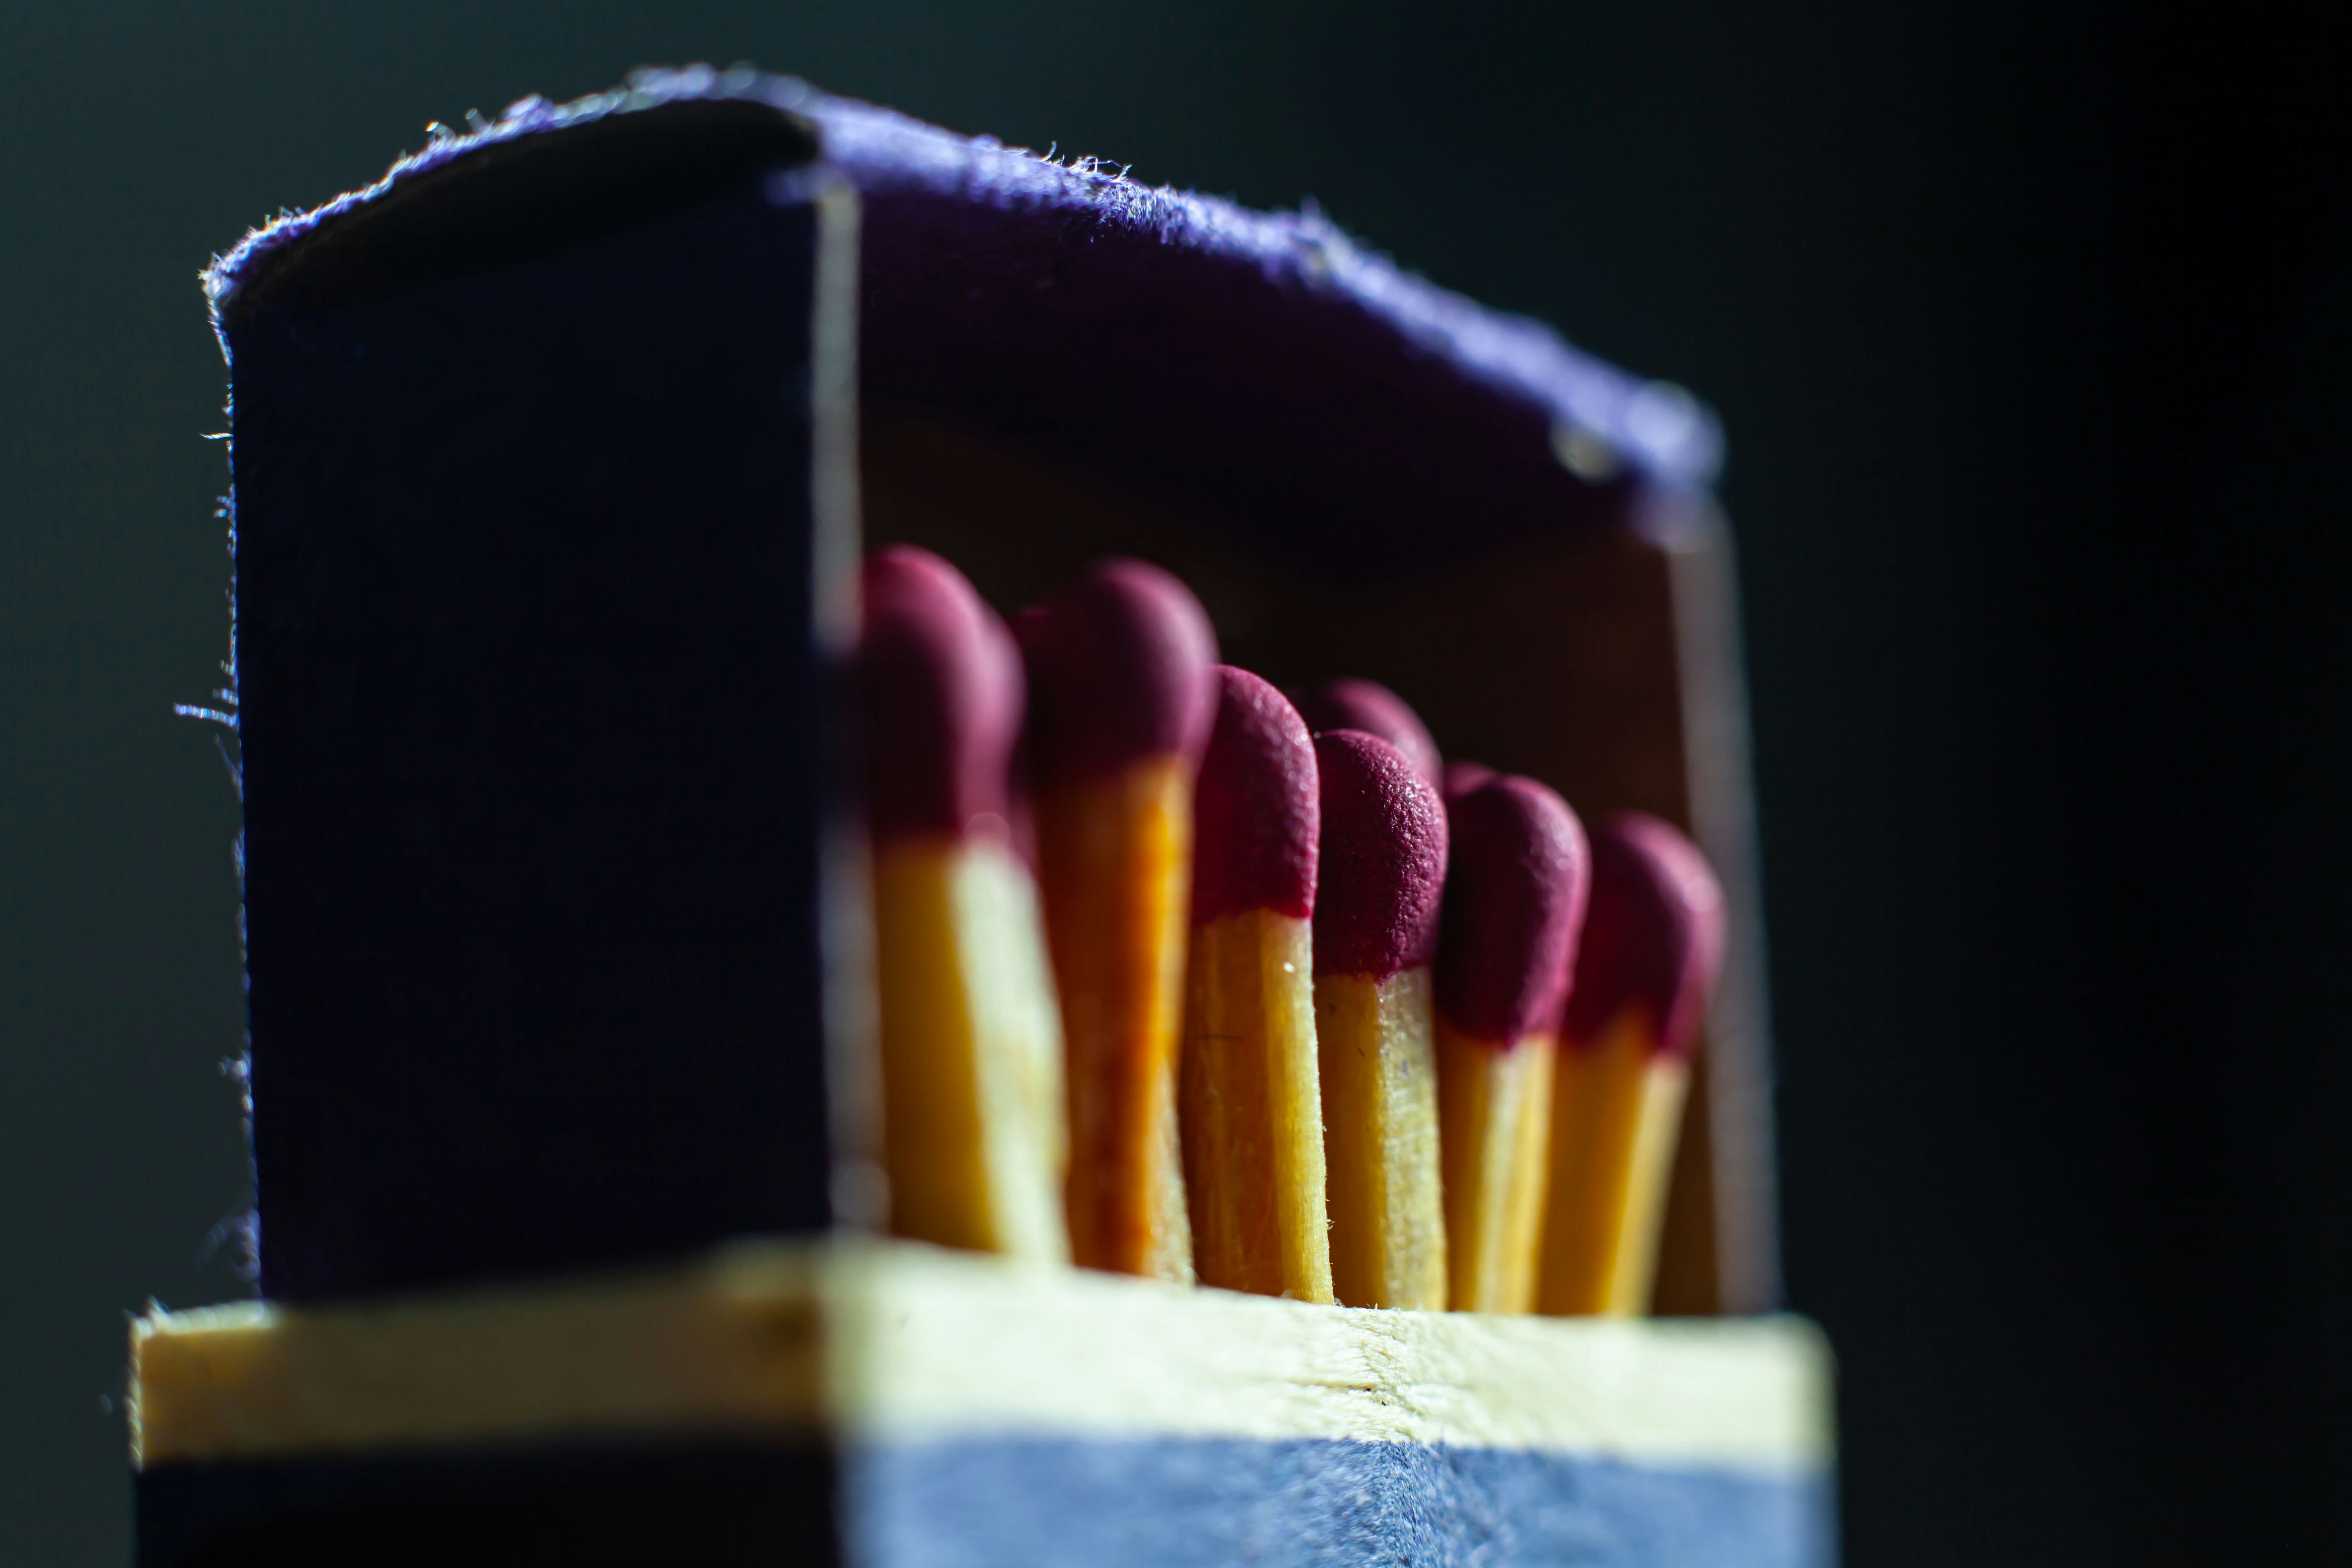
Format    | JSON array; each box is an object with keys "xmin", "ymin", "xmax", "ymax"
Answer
[
  {"xmin": 804, "ymin": 80, "xmax": 1721, "ymax": 573},
  {"xmin": 214, "ymin": 101, "xmax": 856, "ymax": 1303},
  {"xmin": 214, "ymin": 67, "xmax": 1719, "ymax": 579}
]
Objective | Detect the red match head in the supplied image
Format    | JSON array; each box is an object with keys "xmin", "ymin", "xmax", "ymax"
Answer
[
  {"xmin": 1014, "ymin": 559, "xmax": 1219, "ymax": 785},
  {"xmin": 856, "ymin": 547, "xmax": 1024, "ymax": 840},
  {"xmin": 1311, "ymin": 730, "xmax": 1449, "ymax": 980},
  {"xmin": 1434, "ymin": 776, "xmax": 1590, "ymax": 1044},
  {"xmin": 1288, "ymin": 678, "xmax": 1442, "ymax": 787},
  {"xmin": 1562, "ymin": 813, "xmax": 1726, "ymax": 1059},
  {"xmin": 1442, "ymin": 760, "xmax": 1496, "ymax": 799},
  {"xmin": 1191, "ymin": 668, "xmax": 1318, "ymax": 926}
]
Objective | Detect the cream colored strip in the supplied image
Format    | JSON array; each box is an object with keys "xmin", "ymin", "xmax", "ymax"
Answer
[
  {"xmin": 131, "ymin": 1247, "xmax": 828, "ymax": 1467},
  {"xmin": 133, "ymin": 1237, "xmax": 1831, "ymax": 1475},
  {"xmin": 824, "ymin": 1240, "xmax": 1831, "ymax": 1473}
]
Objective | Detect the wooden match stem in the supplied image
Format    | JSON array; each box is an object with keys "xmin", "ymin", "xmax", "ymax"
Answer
[
  {"xmin": 1437, "ymin": 1024, "xmax": 1558, "ymax": 1313},
  {"xmin": 1537, "ymin": 1007, "xmax": 1690, "ymax": 1316},
  {"xmin": 873, "ymin": 834, "xmax": 1069, "ymax": 1261},
  {"xmin": 1180, "ymin": 910, "xmax": 1335, "ymax": 1302},
  {"xmin": 1036, "ymin": 756, "xmax": 1197, "ymax": 1281},
  {"xmin": 1316, "ymin": 967, "xmax": 1448, "ymax": 1310}
]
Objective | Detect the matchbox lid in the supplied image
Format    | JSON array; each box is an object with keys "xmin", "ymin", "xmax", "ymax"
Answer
[{"xmin": 206, "ymin": 66, "xmax": 1722, "ymax": 577}]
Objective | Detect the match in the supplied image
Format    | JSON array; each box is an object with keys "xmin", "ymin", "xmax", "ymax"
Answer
[
  {"xmin": 1310, "ymin": 729, "xmax": 1451, "ymax": 1310},
  {"xmin": 1433, "ymin": 775, "xmax": 1590, "ymax": 1314},
  {"xmin": 1016, "ymin": 560, "xmax": 1219, "ymax": 1281},
  {"xmin": 1537, "ymin": 813, "xmax": 1726, "ymax": 1317},
  {"xmin": 1178, "ymin": 668, "xmax": 1335, "ymax": 1303},
  {"xmin": 858, "ymin": 547, "xmax": 1069, "ymax": 1261}
]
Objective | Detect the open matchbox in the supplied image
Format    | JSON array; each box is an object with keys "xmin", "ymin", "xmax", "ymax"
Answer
[{"xmin": 129, "ymin": 69, "xmax": 1836, "ymax": 1566}]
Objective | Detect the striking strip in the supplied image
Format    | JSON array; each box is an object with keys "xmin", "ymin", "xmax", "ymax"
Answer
[
  {"xmin": 1017, "ymin": 560, "xmax": 1219, "ymax": 1279},
  {"xmin": 1179, "ymin": 668, "xmax": 1333, "ymax": 1302},
  {"xmin": 1432, "ymin": 776, "xmax": 1589, "ymax": 1314},
  {"xmin": 859, "ymin": 547, "xmax": 1067, "ymax": 1260},
  {"xmin": 1537, "ymin": 813, "xmax": 1726, "ymax": 1317},
  {"xmin": 1311, "ymin": 730, "xmax": 1450, "ymax": 1310}
]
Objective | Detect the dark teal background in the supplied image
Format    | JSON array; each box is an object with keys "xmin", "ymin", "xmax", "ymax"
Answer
[{"xmin": 3, "ymin": 5, "xmax": 2344, "ymax": 1563}]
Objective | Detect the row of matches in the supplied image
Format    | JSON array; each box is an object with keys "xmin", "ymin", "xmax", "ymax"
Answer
[{"xmin": 859, "ymin": 548, "xmax": 1724, "ymax": 1316}]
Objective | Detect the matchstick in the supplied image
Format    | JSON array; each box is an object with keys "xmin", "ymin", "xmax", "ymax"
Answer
[
  {"xmin": 858, "ymin": 548, "xmax": 1068, "ymax": 1261},
  {"xmin": 1016, "ymin": 560, "xmax": 1218, "ymax": 1280},
  {"xmin": 1179, "ymin": 668, "xmax": 1335, "ymax": 1302},
  {"xmin": 1433, "ymin": 775, "xmax": 1589, "ymax": 1313},
  {"xmin": 1536, "ymin": 813, "xmax": 1725, "ymax": 1317},
  {"xmin": 1288, "ymin": 677, "xmax": 1444, "ymax": 786},
  {"xmin": 1311, "ymin": 730, "xmax": 1450, "ymax": 1310}
]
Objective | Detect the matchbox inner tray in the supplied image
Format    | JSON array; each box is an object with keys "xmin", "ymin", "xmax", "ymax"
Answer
[{"xmin": 132, "ymin": 68, "xmax": 1831, "ymax": 1566}]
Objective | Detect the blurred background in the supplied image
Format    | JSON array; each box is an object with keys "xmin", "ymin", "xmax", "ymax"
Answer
[{"xmin": 4, "ymin": 3, "xmax": 2344, "ymax": 1562}]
